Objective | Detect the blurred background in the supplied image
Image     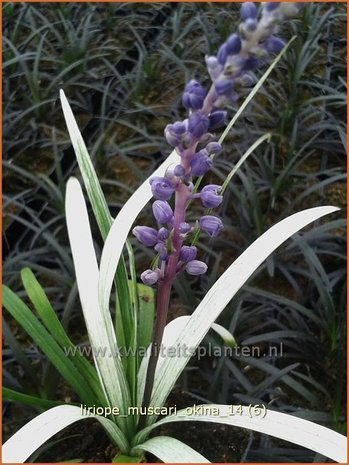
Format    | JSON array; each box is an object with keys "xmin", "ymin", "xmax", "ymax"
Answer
[{"xmin": 3, "ymin": 2, "xmax": 346, "ymax": 462}]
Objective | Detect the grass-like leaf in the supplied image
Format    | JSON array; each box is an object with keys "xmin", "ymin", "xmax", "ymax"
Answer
[{"xmin": 2, "ymin": 405, "xmax": 129, "ymax": 463}]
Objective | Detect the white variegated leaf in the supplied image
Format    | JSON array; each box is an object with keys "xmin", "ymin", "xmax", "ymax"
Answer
[
  {"xmin": 132, "ymin": 436, "xmax": 209, "ymax": 463},
  {"xmin": 65, "ymin": 178, "xmax": 131, "ymax": 429},
  {"xmin": 2, "ymin": 405, "xmax": 128, "ymax": 463},
  {"xmin": 145, "ymin": 207, "xmax": 339, "ymax": 416},
  {"xmin": 135, "ymin": 405, "xmax": 346, "ymax": 463}
]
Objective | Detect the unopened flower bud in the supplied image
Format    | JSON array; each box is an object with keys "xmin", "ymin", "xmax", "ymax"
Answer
[
  {"xmin": 174, "ymin": 165, "xmax": 186, "ymax": 177},
  {"xmin": 186, "ymin": 260, "xmax": 208, "ymax": 275},
  {"xmin": 188, "ymin": 113, "xmax": 210, "ymax": 139},
  {"xmin": 265, "ymin": 35, "xmax": 286, "ymax": 54},
  {"xmin": 245, "ymin": 18, "xmax": 257, "ymax": 31},
  {"xmin": 201, "ymin": 185, "xmax": 223, "ymax": 208},
  {"xmin": 141, "ymin": 269, "xmax": 160, "ymax": 285},
  {"xmin": 217, "ymin": 43, "xmax": 228, "ymax": 65},
  {"xmin": 180, "ymin": 246, "xmax": 197, "ymax": 262},
  {"xmin": 152, "ymin": 200, "xmax": 174, "ymax": 224},
  {"xmin": 241, "ymin": 2, "xmax": 258, "ymax": 20},
  {"xmin": 150, "ymin": 176, "xmax": 175, "ymax": 201},
  {"xmin": 190, "ymin": 152, "xmax": 213, "ymax": 176},
  {"xmin": 226, "ymin": 34, "xmax": 242, "ymax": 55},
  {"xmin": 154, "ymin": 242, "xmax": 168, "ymax": 260},
  {"xmin": 158, "ymin": 227, "xmax": 170, "ymax": 241},
  {"xmin": 182, "ymin": 80, "xmax": 206, "ymax": 110},
  {"xmin": 215, "ymin": 79, "xmax": 234, "ymax": 96},
  {"xmin": 133, "ymin": 226, "xmax": 158, "ymax": 246},
  {"xmin": 208, "ymin": 111, "xmax": 227, "ymax": 130},
  {"xmin": 164, "ymin": 122, "xmax": 186, "ymax": 147},
  {"xmin": 264, "ymin": 2, "xmax": 280, "ymax": 12},
  {"xmin": 179, "ymin": 222, "xmax": 191, "ymax": 234},
  {"xmin": 206, "ymin": 142, "xmax": 223, "ymax": 154},
  {"xmin": 200, "ymin": 215, "xmax": 224, "ymax": 237},
  {"xmin": 206, "ymin": 55, "xmax": 220, "ymax": 80}
]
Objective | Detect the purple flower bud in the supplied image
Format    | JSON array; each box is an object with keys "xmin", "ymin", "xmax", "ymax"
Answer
[
  {"xmin": 172, "ymin": 121, "xmax": 187, "ymax": 134},
  {"xmin": 158, "ymin": 227, "xmax": 170, "ymax": 241},
  {"xmin": 188, "ymin": 113, "xmax": 210, "ymax": 139},
  {"xmin": 164, "ymin": 122, "xmax": 186, "ymax": 147},
  {"xmin": 154, "ymin": 242, "xmax": 168, "ymax": 260},
  {"xmin": 217, "ymin": 43, "xmax": 228, "ymax": 65},
  {"xmin": 190, "ymin": 153, "xmax": 213, "ymax": 176},
  {"xmin": 179, "ymin": 222, "xmax": 191, "ymax": 233},
  {"xmin": 242, "ymin": 56, "xmax": 260, "ymax": 71},
  {"xmin": 152, "ymin": 200, "xmax": 174, "ymax": 224},
  {"xmin": 241, "ymin": 2, "xmax": 258, "ymax": 21},
  {"xmin": 150, "ymin": 176, "xmax": 175, "ymax": 201},
  {"xmin": 245, "ymin": 18, "xmax": 257, "ymax": 31},
  {"xmin": 141, "ymin": 269, "xmax": 160, "ymax": 285},
  {"xmin": 182, "ymin": 80, "xmax": 206, "ymax": 110},
  {"xmin": 265, "ymin": 36, "xmax": 286, "ymax": 54},
  {"xmin": 200, "ymin": 215, "xmax": 224, "ymax": 237},
  {"xmin": 215, "ymin": 79, "xmax": 234, "ymax": 96},
  {"xmin": 206, "ymin": 56, "xmax": 220, "ymax": 80},
  {"xmin": 226, "ymin": 34, "xmax": 242, "ymax": 55},
  {"xmin": 240, "ymin": 73, "xmax": 256, "ymax": 86},
  {"xmin": 206, "ymin": 142, "xmax": 222, "ymax": 154},
  {"xmin": 264, "ymin": 2, "xmax": 280, "ymax": 11},
  {"xmin": 201, "ymin": 184, "xmax": 223, "ymax": 208},
  {"xmin": 208, "ymin": 111, "xmax": 227, "ymax": 130},
  {"xmin": 185, "ymin": 260, "xmax": 208, "ymax": 276},
  {"xmin": 179, "ymin": 246, "xmax": 197, "ymax": 262},
  {"xmin": 174, "ymin": 164, "xmax": 186, "ymax": 177},
  {"xmin": 133, "ymin": 226, "xmax": 158, "ymax": 246}
]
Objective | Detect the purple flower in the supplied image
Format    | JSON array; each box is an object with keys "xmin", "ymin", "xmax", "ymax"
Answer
[
  {"xmin": 245, "ymin": 18, "xmax": 257, "ymax": 31},
  {"xmin": 188, "ymin": 113, "xmax": 210, "ymax": 139},
  {"xmin": 179, "ymin": 246, "xmax": 197, "ymax": 262},
  {"xmin": 150, "ymin": 176, "xmax": 175, "ymax": 201},
  {"xmin": 190, "ymin": 152, "xmax": 213, "ymax": 176},
  {"xmin": 206, "ymin": 56, "xmax": 220, "ymax": 80},
  {"xmin": 185, "ymin": 260, "xmax": 208, "ymax": 276},
  {"xmin": 133, "ymin": 226, "xmax": 158, "ymax": 246},
  {"xmin": 173, "ymin": 165, "xmax": 186, "ymax": 177},
  {"xmin": 158, "ymin": 227, "xmax": 170, "ymax": 241},
  {"xmin": 164, "ymin": 122, "xmax": 186, "ymax": 147},
  {"xmin": 265, "ymin": 36, "xmax": 286, "ymax": 54},
  {"xmin": 201, "ymin": 185, "xmax": 223, "ymax": 208},
  {"xmin": 154, "ymin": 242, "xmax": 168, "ymax": 260},
  {"xmin": 200, "ymin": 215, "xmax": 224, "ymax": 237},
  {"xmin": 226, "ymin": 34, "xmax": 242, "ymax": 55},
  {"xmin": 179, "ymin": 222, "xmax": 191, "ymax": 234},
  {"xmin": 182, "ymin": 80, "xmax": 206, "ymax": 110},
  {"xmin": 217, "ymin": 43, "xmax": 228, "ymax": 65},
  {"xmin": 242, "ymin": 56, "xmax": 260, "ymax": 71},
  {"xmin": 241, "ymin": 2, "xmax": 258, "ymax": 21},
  {"xmin": 206, "ymin": 142, "xmax": 222, "ymax": 154},
  {"xmin": 141, "ymin": 269, "xmax": 160, "ymax": 285},
  {"xmin": 265, "ymin": 2, "xmax": 280, "ymax": 12},
  {"xmin": 215, "ymin": 79, "xmax": 234, "ymax": 96},
  {"xmin": 208, "ymin": 111, "xmax": 227, "ymax": 131},
  {"xmin": 152, "ymin": 200, "xmax": 174, "ymax": 224}
]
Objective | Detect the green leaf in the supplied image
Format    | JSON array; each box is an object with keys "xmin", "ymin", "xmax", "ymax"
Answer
[
  {"xmin": 132, "ymin": 436, "xmax": 209, "ymax": 463},
  {"xmin": 20, "ymin": 267, "xmax": 107, "ymax": 406},
  {"xmin": 3, "ymin": 387, "xmax": 61, "ymax": 409},
  {"xmin": 135, "ymin": 405, "xmax": 346, "ymax": 463},
  {"xmin": 2, "ymin": 405, "xmax": 129, "ymax": 463},
  {"xmin": 2, "ymin": 285, "xmax": 96, "ymax": 406}
]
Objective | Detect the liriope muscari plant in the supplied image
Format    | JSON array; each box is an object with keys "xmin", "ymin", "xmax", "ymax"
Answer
[{"xmin": 2, "ymin": 3, "xmax": 346, "ymax": 463}]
